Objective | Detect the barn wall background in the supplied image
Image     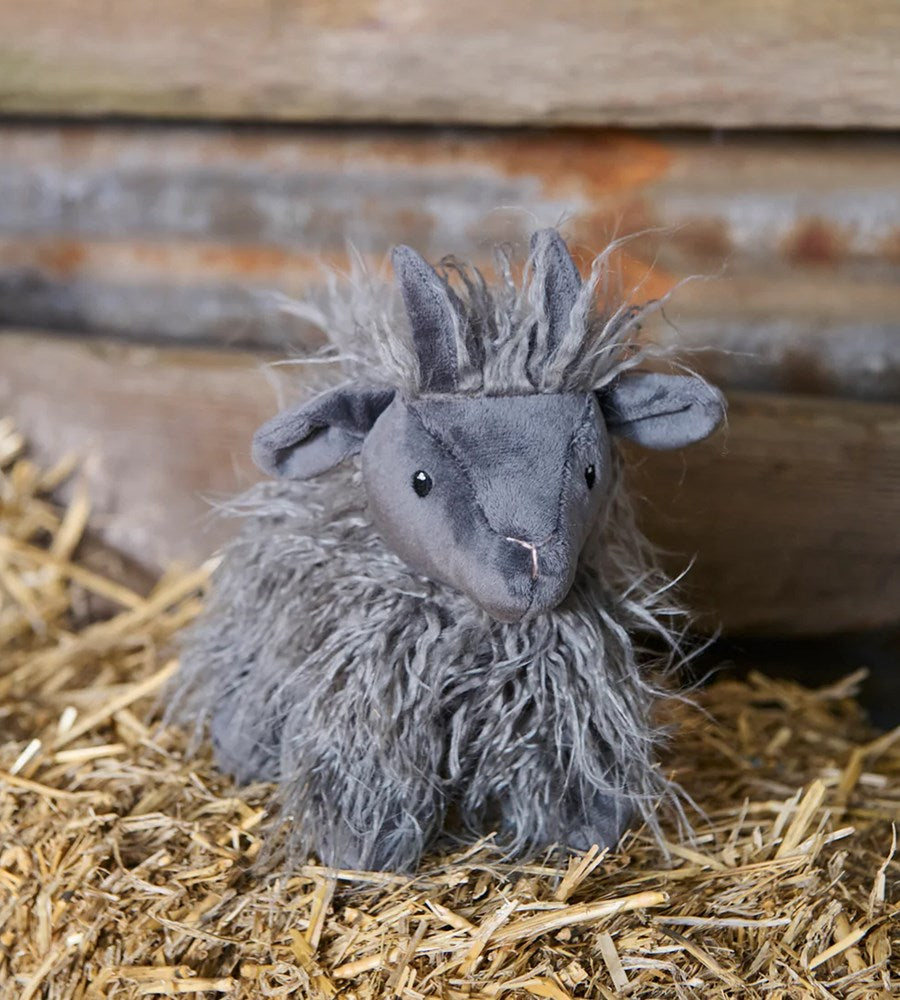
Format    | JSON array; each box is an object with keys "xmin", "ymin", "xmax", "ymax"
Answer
[{"xmin": 0, "ymin": 3, "xmax": 898, "ymax": 652}]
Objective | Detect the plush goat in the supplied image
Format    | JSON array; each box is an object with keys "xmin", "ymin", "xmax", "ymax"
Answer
[{"xmin": 174, "ymin": 230, "xmax": 725, "ymax": 871}]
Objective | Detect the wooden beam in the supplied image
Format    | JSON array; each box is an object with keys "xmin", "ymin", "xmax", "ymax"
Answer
[
  {"xmin": 2, "ymin": 330, "xmax": 898, "ymax": 637},
  {"xmin": 1, "ymin": 125, "xmax": 898, "ymax": 400},
  {"xmin": 627, "ymin": 394, "xmax": 900, "ymax": 635},
  {"xmin": 1, "ymin": 2, "xmax": 899, "ymax": 127}
]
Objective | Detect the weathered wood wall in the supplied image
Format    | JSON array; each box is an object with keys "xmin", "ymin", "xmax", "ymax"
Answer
[
  {"xmin": 1, "ymin": 5, "xmax": 898, "ymax": 638},
  {"xmin": 1, "ymin": 1, "xmax": 899, "ymax": 127},
  {"xmin": 1, "ymin": 125, "xmax": 898, "ymax": 399}
]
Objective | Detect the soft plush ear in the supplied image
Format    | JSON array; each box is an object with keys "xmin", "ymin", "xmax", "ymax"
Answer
[
  {"xmin": 252, "ymin": 385, "xmax": 395, "ymax": 479},
  {"xmin": 530, "ymin": 229, "xmax": 582, "ymax": 353},
  {"xmin": 392, "ymin": 245, "xmax": 460, "ymax": 393},
  {"xmin": 599, "ymin": 372, "xmax": 725, "ymax": 449}
]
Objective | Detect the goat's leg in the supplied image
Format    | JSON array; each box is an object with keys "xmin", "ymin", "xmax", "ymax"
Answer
[
  {"xmin": 459, "ymin": 736, "xmax": 633, "ymax": 855},
  {"xmin": 449, "ymin": 678, "xmax": 637, "ymax": 857},
  {"xmin": 276, "ymin": 660, "xmax": 447, "ymax": 872}
]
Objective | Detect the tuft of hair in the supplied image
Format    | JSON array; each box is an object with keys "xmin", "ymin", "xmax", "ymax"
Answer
[{"xmin": 269, "ymin": 236, "xmax": 680, "ymax": 400}]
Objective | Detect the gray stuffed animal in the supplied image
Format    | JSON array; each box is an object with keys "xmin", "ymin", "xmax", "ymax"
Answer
[{"xmin": 173, "ymin": 230, "xmax": 725, "ymax": 871}]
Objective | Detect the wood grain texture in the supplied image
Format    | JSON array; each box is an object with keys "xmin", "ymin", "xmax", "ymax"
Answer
[
  {"xmin": 627, "ymin": 395, "xmax": 900, "ymax": 636},
  {"xmin": 2, "ymin": 330, "xmax": 898, "ymax": 637},
  {"xmin": 1, "ymin": 2, "xmax": 899, "ymax": 126},
  {"xmin": 1, "ymin": 124, "xmax": 899, "ymax": 400}
]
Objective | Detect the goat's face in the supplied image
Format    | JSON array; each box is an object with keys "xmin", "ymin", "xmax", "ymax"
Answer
[
  {"xmin": 361, "ymin": 392, "xmax": 609, "ymax": 621},
  {"xmin": 251, "ymin": 231, "xmax": 725, "ymax": 622}
]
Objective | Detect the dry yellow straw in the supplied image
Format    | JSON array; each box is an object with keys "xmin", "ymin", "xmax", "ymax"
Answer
[{"xmin": 1, "ymin": 417, "xmax": 898, "ymax": 999}]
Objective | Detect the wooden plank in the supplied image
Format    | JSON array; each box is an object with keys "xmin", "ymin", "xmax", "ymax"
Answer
[
  {"xmin": 2, "ymin": 330, "xmax": 898, "ymax": 637},
  {"xmin": 0, "ymin": 125, "xmax": 899, "ymax": 400},
  {"xmin": 0, "ymin": 333, "xmax": 272, "ymax": 572},
  {"xmin": 627, "ymin": 394, "xmax": 900, "ymax": 635},
  {"xmin": 1, "ymin": 2, "xmax": 899, "ymax": 127}
]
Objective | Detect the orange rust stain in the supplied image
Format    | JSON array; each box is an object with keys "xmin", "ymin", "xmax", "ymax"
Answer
[
  {"xmin": 3, "ymin": 232, "xmax": 676, "ymax": 308},
  {"xmin": 561, "ymin": 196, "xmax": 679, "ymax": 302},
  {"xmin": 473, "ymin": 130, "xmax": 672, "ymax": 202},
  {"xmin": 615, "ymin": 251, "xmax": 678, "ymax": 303},
  {"xmin": 0, "ymin": 238, "xmax": 364, "ymax": 284},
  {"xmin": 267, "ymin": 128, "xmax": 673, "ymax": 204},
  {"xmin": 2, "ymin": 234, "xmax": 677, "ymax": 320},
  {"xmin": 0, "ymin": 239, "xmax": 88, "ymax": 276},
  {"xmin": 560, "ymin": 206, "xmax": 679, "ymax": 302},
  {"xmin": 783, "ymin": 218, "xmax": 846, "ymax": 266},
  {"xmin": 447, "ymin": 245, "xmax": 675, "ymax": 312},
  {"xmin": 13, "ymin": 124, "xmax": 672, "ymax": 212},
  {"xmin": 152, "ymin": 243, "xmax": 360, "ymax": 280}
]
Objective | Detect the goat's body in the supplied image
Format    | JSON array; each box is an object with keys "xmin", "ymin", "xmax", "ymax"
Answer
[
  {"xmin": 172, "ymin": 232, "xmax": 721, "ymax": 870},
  {"xmin": 176, "ymin": 469, "xmax": 674, "ymax": 871}
]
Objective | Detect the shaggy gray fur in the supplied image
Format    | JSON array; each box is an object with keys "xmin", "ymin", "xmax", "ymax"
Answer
[{"xmin": 172, "ymin": 230, "xmax": 725, "ymax": 872}]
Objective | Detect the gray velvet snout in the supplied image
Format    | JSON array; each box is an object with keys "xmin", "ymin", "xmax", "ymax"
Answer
[
  {"xmin": 361, "ymin": 393, "xmax": 607, "ymax": 622},
  {"xmin": 498, "ymin": 534, "xmax": 583, "ymax": 622}
]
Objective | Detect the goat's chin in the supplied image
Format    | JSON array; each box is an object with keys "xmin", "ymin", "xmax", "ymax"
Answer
[
  {"xmin": 461, "ymin": 585, "xmax": 532, "ymax": 624},
  {"xmin": 480, "ymin": 601, "xmax": 531, "ymax": 624},
  {"xmin": 469, "ymin": 574, "xmax": 577, "ymax": 624}
]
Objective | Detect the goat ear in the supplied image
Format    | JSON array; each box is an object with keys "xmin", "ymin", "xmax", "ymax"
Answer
[
  {"xmin": 392, "ymin": 245, "xmax": 460, "ymax": 392},
  {"xmin": 598, "ymin": 372, "xmax": 725, "ymax": 449},
  {"xmin": 530, "ymin": 229, "xmax": 582, "ymax": 352},
  {"xmin": 252, "ymin": 385, "xmax": 395, "ymax": 479}
]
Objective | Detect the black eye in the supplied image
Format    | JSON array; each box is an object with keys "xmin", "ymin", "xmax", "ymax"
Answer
[
  {"xmin": 412, "ymin": 470, "xmax": 433, "ymax": 497},
  {"xmin": 585, "ymin": 464, "xmax": 596, "ymax": 489}
]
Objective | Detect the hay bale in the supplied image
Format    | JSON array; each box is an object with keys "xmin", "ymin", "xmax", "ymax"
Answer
[{"xmin": 1, "ymin": 418, "xmax": 897, "ymax": 999}]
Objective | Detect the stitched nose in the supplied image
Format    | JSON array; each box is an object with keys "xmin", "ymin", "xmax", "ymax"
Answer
[{"xmin": 505, "ymin": 536, "xmax": 541, "ymax": 580}]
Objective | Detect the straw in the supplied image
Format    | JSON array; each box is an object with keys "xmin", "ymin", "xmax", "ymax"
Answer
[{"xmin": 1, "ymin": 417, "xmax": 897, "ymax": 999}]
